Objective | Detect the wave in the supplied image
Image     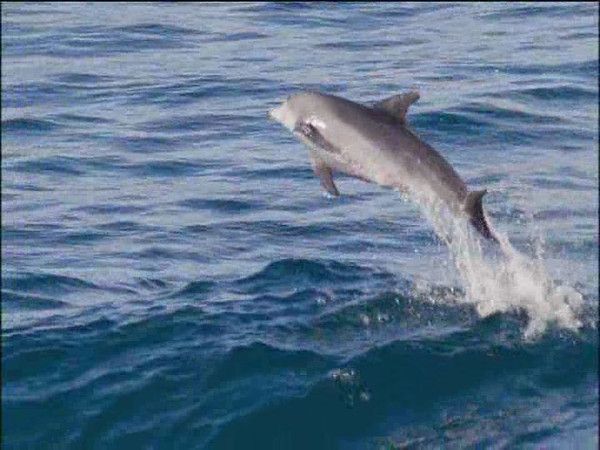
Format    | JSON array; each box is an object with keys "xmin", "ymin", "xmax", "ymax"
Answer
[
  {"xmin": 2, "ymin": 272, "xmax": 100, "ymax": 295},
  {"xmin": 172, "ymin": 280, "xmax": 216, "ymax": 298},
  {"xmin": 7, "ymin": 156, "xmax": 84, "ymax": 176},
  {"xmin": 1, "ymin": 118, "xmax": 60, "ymax": 134},
  {"xmin": 2, "ymin": 291, "xmax": 70, "ymax": 311},
  {"xmin": 52, "ymin": 72, "xmax": 118, "ymax": 85},
  {"xmin": 206, "ymin": 324, "xmax": 597, "ymax": 449},
  {"xmin": 111, "ymin": 23, "xmax": 200, "ymax": 37},
  {"xmin": 232, "ymin": 258, "xmax": 392, "ymax": 294},
  {"xmin": 480, "ymin": 3, "xmax": 594, "ymax": 20},
  {"xmin": 500, "ymin": 85, "xmax": 598, "ymax": 102},
  {"xmin": 3, "ymin": 23, "xmax": 199, "ymax": 58},
  {"xmin": 204, "ymin": 342, "xmax": 331, "ymax": 390},
  {"xmin": 3, "ymin": 282, "xmax": 595, "ymax": 449},
  {"xmin": 176, "ymin": 198, "xmax": 260, "ymax": 213}
]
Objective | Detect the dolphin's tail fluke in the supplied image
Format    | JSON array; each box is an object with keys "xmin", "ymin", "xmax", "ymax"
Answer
[{"xmin": 464, "ymin": 189, "xmax": 498, "ymax": 242}]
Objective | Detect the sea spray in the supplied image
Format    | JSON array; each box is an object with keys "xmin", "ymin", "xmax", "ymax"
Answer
[{"xmin": 412, "ymin": 191, "xmax": 584, "ymax": 338}]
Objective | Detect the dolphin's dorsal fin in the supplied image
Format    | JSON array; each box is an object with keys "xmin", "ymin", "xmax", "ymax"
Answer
[{"xmin": 373, "ymin": 91, "xmax": 420, "ymax": 122}]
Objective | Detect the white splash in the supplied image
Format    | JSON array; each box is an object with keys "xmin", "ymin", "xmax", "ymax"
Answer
[{"xmin": 411, "ymin": 189, "xmax": 584, "ymax": 339}]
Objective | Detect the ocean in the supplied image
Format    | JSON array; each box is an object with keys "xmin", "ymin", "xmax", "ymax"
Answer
[{"xmin": 2, "ymin": 2, "xmax": 598, "ymax": 449}]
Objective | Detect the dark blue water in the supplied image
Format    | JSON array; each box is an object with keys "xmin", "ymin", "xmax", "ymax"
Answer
[{"xmin": 2, "ymin": 2, "xmax": 598, "ymax": 449}]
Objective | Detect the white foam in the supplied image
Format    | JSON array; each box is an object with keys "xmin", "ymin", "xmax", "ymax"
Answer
[{"xmin": 410, "ymin": 189, "xmax": 584, "ymax": 339}]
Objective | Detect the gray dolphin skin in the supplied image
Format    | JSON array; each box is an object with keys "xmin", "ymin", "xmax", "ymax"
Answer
[{"xmin": 268, "ymin": 91, "xmax": 497, "ymax": 241}]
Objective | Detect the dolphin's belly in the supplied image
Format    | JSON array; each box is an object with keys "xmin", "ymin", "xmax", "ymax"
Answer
[
  {"xmin": 311, "ymin": 144, "xmax": 367, "ymax": 181},
  {"xmin": 307, "ymin": 121, "xmax": 378, "ymax": 180},
  {"xmin": 314, "ymin": 126, "xmax": 412, "ymax": 190}
]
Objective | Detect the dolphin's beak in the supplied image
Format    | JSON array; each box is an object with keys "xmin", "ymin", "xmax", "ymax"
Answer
[{"xmin": 268, "ymin": 104, "xmax": 283, "ymax": 123}]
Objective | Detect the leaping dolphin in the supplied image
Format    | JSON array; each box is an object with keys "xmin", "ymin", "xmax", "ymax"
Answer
[{"xmin": 268, "ymin": 90, "xmax": 497, "ymax": 241}]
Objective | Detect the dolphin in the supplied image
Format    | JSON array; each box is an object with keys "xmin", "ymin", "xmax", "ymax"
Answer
[{"xmin": 268, "ymin": 90, "xmax": 497, "ymax": 241}]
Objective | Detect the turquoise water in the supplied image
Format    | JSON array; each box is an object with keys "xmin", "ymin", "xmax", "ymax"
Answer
[{"xmin": 2, "ymin": 2, "xmax": 598, "ymax": 449}]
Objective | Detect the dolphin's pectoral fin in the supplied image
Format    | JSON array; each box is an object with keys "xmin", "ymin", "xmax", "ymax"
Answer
[
  {"xmin": 464, "ymin": 189, "xmax": 497, "ymax": 242},
  {"xmin": 373, "ymin": 91, "xmax": 420, "ymax": 123},
  {"xmin": 311, "ymin": 159, "xmax": 339, "ymax": 197},
  {"xmin": 294, "ymin": 122, "xmax": 340, "ymax": 196},
  {"xmin": 294, "ymin": 122, "xmax": 341, "ymax": 155},
  {"xmin": 294, "ymin": 122, "xmax": 313, "ymax": 138}
]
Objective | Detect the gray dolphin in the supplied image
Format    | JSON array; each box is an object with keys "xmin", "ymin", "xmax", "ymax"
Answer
[{"xmin": 268, "ymin": 91, "xmax": 497, "ymax": 241}]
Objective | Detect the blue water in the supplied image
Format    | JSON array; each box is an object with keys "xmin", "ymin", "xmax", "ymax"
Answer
[{"xmin": 2, "ymin": 2, "xmax": 598, "ymax": 449}]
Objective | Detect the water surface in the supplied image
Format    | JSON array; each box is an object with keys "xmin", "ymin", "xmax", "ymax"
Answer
[{"xmin": 2, "ymin": 2, "xmax": 598, "ymax": 449}]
